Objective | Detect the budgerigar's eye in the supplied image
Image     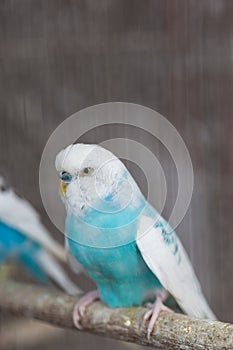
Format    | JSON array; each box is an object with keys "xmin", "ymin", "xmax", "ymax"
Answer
[
  {"xmin": 79, "ymin": 167, "xmax": 94, "ymax": 177},
  {"xmin": 59, "ymin": 171, "xmax": 73, "ymax": 183}
]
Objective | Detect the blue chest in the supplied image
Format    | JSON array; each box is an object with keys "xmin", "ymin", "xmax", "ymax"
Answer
[
  {"xmin": 0, "ymin": 220, "xmax": 49, "ymax": 283},
  {"xmin": 0, "ymin": 220, "xmax": 39, "ymax": 259},
  {"xmin": 66, "ymin": 199, "xmax": 163, "ymax": 307},
  {"xmin": 68, "ymin": 237, "xmax": 161, "ymax": 307}
]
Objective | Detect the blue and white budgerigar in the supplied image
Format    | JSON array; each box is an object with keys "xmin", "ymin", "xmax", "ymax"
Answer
[
  {"xmin": 0, "ymin": 176, "xmax": 81, "ymax": 295},
  {"xmin": 55, "ymin": 143, "xmax": 216, "ymax": 337}
]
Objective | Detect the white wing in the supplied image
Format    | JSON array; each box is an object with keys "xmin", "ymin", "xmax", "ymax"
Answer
[
  {"xmin": 136, "ymin": 215, "xmax": 216, "ymax": 319},
  {"xmin": 35, "ymin": 249, "xmax": 82, "ymax": 295},
  {"xmin": 0, "ymin": 190, "xmax": 66, "ymax": 263}
]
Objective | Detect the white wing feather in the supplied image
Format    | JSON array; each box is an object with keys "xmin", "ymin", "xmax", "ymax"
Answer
[
  {"xmin": 0, "ymin": 190, "xmax": 66, "ymax": 263},
  {"xmin": 35, "ymin": 249, "xmax": 82, "ymax": 295},
  {"xmin": 136, "ymin": 215, "xmax": 216, "ymax": 320}
]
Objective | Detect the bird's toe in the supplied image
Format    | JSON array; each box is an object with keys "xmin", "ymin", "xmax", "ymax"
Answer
[
  {"xmin": 72, "ymin": 289, "xmax": 100, "ymax": 329},
  {"xmin": 143, "ymin": 296, "xmax": 174, "ymax": 339},
  {"xmin": 72, "ymin": 305, "xmax": 84, "ymax": 329}
]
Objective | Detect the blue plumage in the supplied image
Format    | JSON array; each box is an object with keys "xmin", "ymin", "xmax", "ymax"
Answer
[
  {"xmin": 0, "ymin": 220, "xmax": 49, "ymax": 283},
  {"xmin": 65, "ymin": 176, "xmax": 163, "ymax": 307},
  {"xmin": 68, "ymin": 237, "xmax": 161, "ymax": 307}
]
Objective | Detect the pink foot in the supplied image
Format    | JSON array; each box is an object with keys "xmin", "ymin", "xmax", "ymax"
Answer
[
  {"xmin": 72, "ymin": 289, "xmax": 100, "ymax": 329},
  {"xmin": 143, "ymin": 294, "xmax": 173, "ymax": 339}
]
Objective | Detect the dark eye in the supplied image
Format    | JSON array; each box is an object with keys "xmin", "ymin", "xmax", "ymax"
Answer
[
  {"xmin": 59, "ymin": 171, "xmax": 72, "ymax": 183},
  {"xmin": 79, "ymin": 167, "xmax": 94, "ymax": 177}
]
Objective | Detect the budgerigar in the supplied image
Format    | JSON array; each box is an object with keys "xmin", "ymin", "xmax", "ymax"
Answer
[
  {"xmin": 55, "ymin": 143, "xmax": 216, "ymax": 338},
  {"xmin": 0, "ymin": 176, "xmax": 81, "ymax": 295}
]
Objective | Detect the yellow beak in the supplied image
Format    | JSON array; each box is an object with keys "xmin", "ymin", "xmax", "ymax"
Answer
[{"xmin": 59, "ymin": 181, "xmax": 68, "ymax": 196}]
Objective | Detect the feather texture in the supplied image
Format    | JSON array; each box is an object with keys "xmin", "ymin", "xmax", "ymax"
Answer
[{"xmin": 136, "ymin": 215, "xmax": 216, "ymax": 319}]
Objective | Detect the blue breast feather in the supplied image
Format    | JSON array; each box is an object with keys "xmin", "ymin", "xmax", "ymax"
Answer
[
  {"xmin": 68, "ymin": 237, "xmax": 162, "ymax": 307},
  {"xmin": 66, "ymin": 199, "xmax": 166, "ymax": 307},
  {"xmin": 0, "ymin": 220, "xmax": 49, "ymax": 283}
]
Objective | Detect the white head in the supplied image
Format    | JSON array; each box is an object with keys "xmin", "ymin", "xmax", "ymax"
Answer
[{"xmin": 55, "ymin": 143, "xmax": 140, "ymax": 218}]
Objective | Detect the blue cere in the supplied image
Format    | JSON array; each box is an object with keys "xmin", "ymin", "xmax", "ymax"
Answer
[{"xmin": 59, "ymin": 171, "xmax": 73, "ymax": 183}]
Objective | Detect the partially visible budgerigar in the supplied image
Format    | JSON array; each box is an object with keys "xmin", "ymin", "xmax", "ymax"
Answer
[
  {"xmin": 56, "ymin": 143, "xmax": 216, "ymax": 338},
  {"xmin": 0, "ymin": 176, "xmax": 81, "ymax": 295}
]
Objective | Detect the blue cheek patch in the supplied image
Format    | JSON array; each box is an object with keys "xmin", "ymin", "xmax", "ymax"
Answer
[{"xmin": 104, "ymin": 193, "xmax": 113, "ymax": 202}]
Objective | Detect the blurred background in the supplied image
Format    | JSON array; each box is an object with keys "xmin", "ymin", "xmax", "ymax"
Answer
[{"xmin": 0, "ymin": 0, "xmax": 233, "ymax": 349}]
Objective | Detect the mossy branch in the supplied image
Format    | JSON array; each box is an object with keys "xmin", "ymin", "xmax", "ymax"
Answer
[{"xmin": 0, "ymin": 281, "xmax": 232, "ymax": 349}]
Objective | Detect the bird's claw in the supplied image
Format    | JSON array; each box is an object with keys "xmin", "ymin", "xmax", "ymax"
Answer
[
  {"xmin": 142, "ymin": 297, "xmax": 173, "ymax": 339},
  {"xmin": 72, "ymin": 289, "xmax": 100, "ymax": 329}
]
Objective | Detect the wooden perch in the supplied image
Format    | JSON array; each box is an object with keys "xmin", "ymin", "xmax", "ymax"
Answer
[{"xmin": 0, "ymin": 281, "xmax": 232, "ymax": 350}]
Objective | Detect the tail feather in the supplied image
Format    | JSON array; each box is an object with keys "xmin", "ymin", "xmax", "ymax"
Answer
[
  {"xmin": 179, "ymin": 286, "xmax": 216, "ymax": 320},
  {"xmin": 44, "ymin": 239, "xmax": 67, "ymax": 263},
  {"xmin": 35, "ymin": 250, "xmax": 82, "ymax": 295}
]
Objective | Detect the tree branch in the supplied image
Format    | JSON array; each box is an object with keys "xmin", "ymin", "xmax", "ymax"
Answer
[{"xmin": 0, "ymin": 281, "xmax": 232, "ymax": 349}]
